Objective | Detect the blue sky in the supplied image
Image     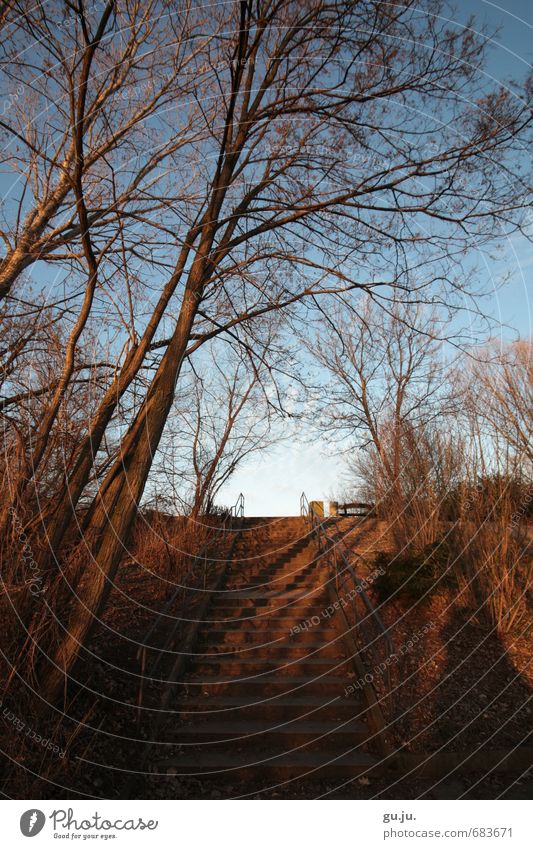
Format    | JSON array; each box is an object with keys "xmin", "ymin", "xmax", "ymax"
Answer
[
  {"xmin": 1, "ymin": 2, "xmax": 531, "ymax": 519},
  {"xmin": 221, "ymin": 0, "xmax": 533, "ymax": 516}
]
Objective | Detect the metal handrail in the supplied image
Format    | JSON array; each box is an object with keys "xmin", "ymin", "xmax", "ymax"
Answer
[
  {"xmin": 300, "ymin": 491, "xmax": 393, "ymax": 695},
  {"xmin": 231, "ymin": 492, "xmax": 245, "ymax": 519}
]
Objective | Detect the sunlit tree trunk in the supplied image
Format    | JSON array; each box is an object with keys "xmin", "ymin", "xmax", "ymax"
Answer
[{"xmin": 38, "ymin": 242, "xmax": 213, "ymax": 701}]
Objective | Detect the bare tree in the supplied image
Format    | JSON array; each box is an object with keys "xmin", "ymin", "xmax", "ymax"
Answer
[
  {"xmin": 176, "ymin": 344, "xmax": 278, "ymax": 517},
  {"xmin": 436, "ymin": 338, "xmax": 532, "ymax": 631},
  {"xmin": 2, "ymin": 0, "xmax": 530, "ymax": 701},
  {"xmin": 311, "ymin": 296, "xmax": 448, "ymax": 468},
  {"xmin": 0, "ymin": 300, "xmax": 113, "ymax": 522},
  {"xmin": 468, "ymin": 340, "xmax": 533, "ymax": 468},
  {"xmin": 309, "ymin": 295, "xmax": 462, "ymax": 546},
  {"xmin": 0, "ymin": 0, "xmax": 207, "ymax": 299}
]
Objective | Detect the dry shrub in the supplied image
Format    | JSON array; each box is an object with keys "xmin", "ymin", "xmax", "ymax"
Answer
[
  {"xmin": 0, "ymin": 504, "xmax": 236, "ymax": 797},
  {"xmin": 0, "ymin": 534, "xmax": 87, "ymax": 797},
  {"xmin": 130, "ymin": 510, "xmax": 219, "ymax": 585},
  {"xmin": 358, "ymin": 420, "xmax": 465, "ymax": 553},
  {"xmin": 449, "ymin": 476, "xmax": 532, "ymax": 633},
  {"xmin": 0, "ymin": 502, "xmax": 230, "ymax": 701}
]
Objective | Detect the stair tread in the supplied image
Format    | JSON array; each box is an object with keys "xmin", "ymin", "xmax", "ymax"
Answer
[
  {"xmin": 173, "ymin": 717, "xmax": 367, "ymax": 735},
  {"xmin": 203, "ymin": 617, "xmax": 327, "ymax": 624},
  {"xmin": 194, "ymin": 657, "xmax": 349, "ymax": 666},
  {"xmin": 203, "ymin": 619, "xmax": 320, "ymax": 625},
  {"xmin": 197, "ymin": 647, "xmax": 342, "ymax": 654},
  {"xmin": 196, "ymin": 631, "xmax": 342, "ymax": 644},
  {"xmin": 177, "ymin": 694, "xmax": 354, "ymax": 707},
  {"xmin": 209, "ymin": 604, "xmax": 328, "ymax": 614},
  {"xmin": 218, "ymin": 591, "xmax": 326, "ymax": 599},
  {"xmin": 207, "ymin": 605, "xmax": 328, "ymax": 615},
  {"xmin": 150, "ymin": 518, "xmax": 382, "ymax": 784},
  {"xmin": 198, "ymin": 631, "xmax": 340, "ymax": 637},
  {"xmin": 156, "ymin": 749, "xmax": 377, "ymax": 769},
  {"xmin": 187, "ymin": 675, "xmax": 350, "ymax": 685}
]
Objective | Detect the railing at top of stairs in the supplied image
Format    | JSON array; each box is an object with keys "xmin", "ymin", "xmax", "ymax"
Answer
[{"xmin": 230, "ymin": 492, "xmax": 245, "ymax": 519}]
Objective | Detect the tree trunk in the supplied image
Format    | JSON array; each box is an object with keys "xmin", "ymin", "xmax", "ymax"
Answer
[
  {"xmin": 38, "ymin": 278, "xmax": 202, "ymax": 705},
  {"xmin": 29, "ymin": 239, "xmax": 195, "ymax": 561}
]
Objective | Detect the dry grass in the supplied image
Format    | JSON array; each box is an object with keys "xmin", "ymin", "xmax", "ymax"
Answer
[
  {"xmin": 0, "ymin": 506, "xmax": 234, "ymax": 798},
  {"xmin": 449, "ymin": 491, "xmax": 532, "ymax": 634}
]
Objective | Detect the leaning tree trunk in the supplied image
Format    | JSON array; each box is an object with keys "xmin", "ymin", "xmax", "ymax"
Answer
[
  {"xmin": 38, "ymin": 17, "xmax": 251, "ymax": 702},
  {"xmin": 29, "ymin": 241, "xmax": 195, "ymax": 565},
  {"xmin": 38, "ymin": 280, "xmax": 202, "ymax": 705}
]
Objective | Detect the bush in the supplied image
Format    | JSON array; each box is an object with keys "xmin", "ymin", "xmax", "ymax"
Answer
[{"xmin": 373, "ymin": 540, "xmax": 453, "ymax": 602}]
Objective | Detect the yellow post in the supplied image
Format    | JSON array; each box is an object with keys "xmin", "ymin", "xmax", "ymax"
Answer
[{"xmin": 309, "ymin": 500, "xmax": 324, "ymax": 518}]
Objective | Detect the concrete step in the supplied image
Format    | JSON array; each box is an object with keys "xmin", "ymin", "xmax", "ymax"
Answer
[
  {"xmin": 230, "ymin": 573, "xmax": 321, "ymax": 591},
  {"xmin": 231, "ymin": 541, "xmax": 314, "ymax": 557},
  {"xmin": 228, "ymin": 564, "xmax": 320, "ymax": 587},
  {"xmin": 228, "ymin": 579, "xmax": 325, "ymax": 595},
  {"xmin": 198, "ymin": 617, "xmax": 328, "ymax": 631},
  {"xmin": 154, "ymin": 748, "xmax": 378, "ymax": 780},
  {"xmin": 166, "ymin": 717, "xmax": 369, "ymax": 749},
  {"xmin": 203, "ymin": 609, "xmax": 318, "ymax": 622},
  {"xmin": 184, "ymin": 674, "xmax": 353, "ymax": 697},
  {"xmin": 211, "ymin": 589, "xmax": 328, "ymax": 604},
  {"xmin": 209, "ymin": 592, "xmax": 328, "ymax": 608},
  {"xmin": 193, "ymin": 641, "xmax": 348, "ymax": 660},
  {"xmin": 231, "ymin": 556, "xmax": 317, "ymax": 571},
  {"xmin": 197, "ymin": 628, "xmax": 340, "ymax": 644},
  {"xmin": 191, "ymin": 656, "xmax": 353, "ymax": 677},
  {"xmin": 206, "ymin": 600, "xmax": 330, "ymax": 619},
  {"xmin": 175, "ymin": 694, "xmax": 362, "ymax": 722},
  {"xmin": 232, "ymin": 538, "xmax": 312, "ymax": 554}
]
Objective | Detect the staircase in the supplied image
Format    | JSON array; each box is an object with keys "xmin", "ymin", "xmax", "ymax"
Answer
[{"xmin": 154, "ymin": 517, "xmax": 382, "ymax": 786}]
